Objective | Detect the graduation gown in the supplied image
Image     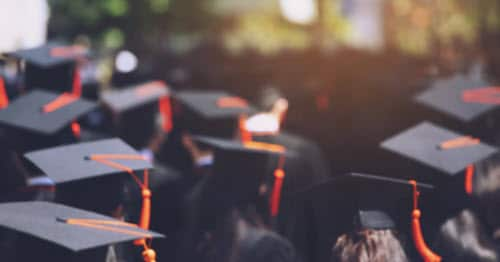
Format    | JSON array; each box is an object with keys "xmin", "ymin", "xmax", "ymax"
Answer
[{"xmin": 253, "ymin": 131, "xmax": 330, "ymax": 235}]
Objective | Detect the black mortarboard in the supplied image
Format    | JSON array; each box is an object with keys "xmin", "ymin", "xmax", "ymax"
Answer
[
  {"xmin": 101, "ymin": 81, "xmax": 170, "ymax": 149},
  {"xmin": 415, "ymin": 74, "xmax": 498, "ymax": 122},
  {"xmin": 190, "ymin": 136, "xmax": 285, "ymax": 223},
  {"xmin": 24, "ymin": 138, "xmax": 152, "ymax": 184},
  {"xmin": 175, "ymin": 90, "xmax": 256, "ymax": 138},
  {"xmin": 380, "ymin": 121, "xmax": 497, "ymax": 180},
  {"xmin": 6, "ymin": 44, "xmax": 88, "ymax": 92},
  {"xmin": 292, "ymin": 173, "xmax": 433, "ymax": 262},
  {"xmin": 380, "ymin": 121, "xmax": 499, "ymax": 233},
  {"xmin": 24, "ymin": 138, "xmax": 152, "ymax": 215},
  {"xmin": 0, "ymin": 89, "xmax": 97, "ymax": 152},
  {"xmin": 0, "ymin": 202, "xmax": 162, "ymax": 252}
]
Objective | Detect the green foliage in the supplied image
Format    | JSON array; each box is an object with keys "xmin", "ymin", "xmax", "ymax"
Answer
[
  {"xmin": 149, "ymin": 0, "xmax": 170, "ymax": 14},
  {"xmin": 102, "ymin": 28, "xmax": 125, "ymax": 49},
  {"xmin": 102, "ymin": 0, "xmax": 129, "ymax": 17}
]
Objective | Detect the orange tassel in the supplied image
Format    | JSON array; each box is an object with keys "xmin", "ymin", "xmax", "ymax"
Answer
[
  {"xmin": 239, "ymin": 115, "xmax": 252, "ymax": 143},
  {"xmin": 0, "ymin": 77, "xmax": 8, "ymax": 109},
  {"xmin": 42, "ymin": 93, "xmax": 78, "ymax": 113},
  {"xmin": 439, "ymin": 136, "xmax": 480, "ymax": 150},
  {"xmin": 408, "ymin": 180, "xmax": 441, "ymax": 262},
  {"xmin": 159, "ymin": 96, "xmax": 173, "ymax": 133},
  {"xmin": 87, "ymin": 154, "xmax": 152, "ymax": 247},
  {"xmin": 71, "ymin": 121, "xmax": 81, "ymax": 139},
  {"xmin": 462, "ymin": 87, "xmax": 500, "ymax": 105},
  {"xmin": 270, "ymin": 167, "xmax": 285, "ymax": 217},
  {"xmin": 465, "ymin": 164, "xmax": 474, "ymax": 195},
  {"xmin": 216, "ymin": 96, "xmax": 248, "ymax": 108}
]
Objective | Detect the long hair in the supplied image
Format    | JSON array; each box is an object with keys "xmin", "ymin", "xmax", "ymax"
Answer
[
  {"xmin": 331, "ymin": 229, "xmax": 409, "ymax": 262},
  {"xmin": 473, "ymin": 152, "xmax": 500, "ymax": 229},
  {"xmin": 433, "ymin": 209, "xmax": 499, "ymax": 262}
]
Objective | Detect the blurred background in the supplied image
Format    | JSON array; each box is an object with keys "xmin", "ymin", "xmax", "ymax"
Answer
[{"xmin": 3, "ymin": 0, "xmax": 500, "ymax": 174}]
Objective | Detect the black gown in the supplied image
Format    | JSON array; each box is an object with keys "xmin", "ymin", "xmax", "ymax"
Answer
[{"xmin": 253, "ymin": 131, "xmax": 330, "ymax": 235}]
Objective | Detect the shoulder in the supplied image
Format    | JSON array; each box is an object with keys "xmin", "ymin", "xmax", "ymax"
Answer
[{"xmin": 239, "ymin": 229, "xmax": 298, "ymax": 262}]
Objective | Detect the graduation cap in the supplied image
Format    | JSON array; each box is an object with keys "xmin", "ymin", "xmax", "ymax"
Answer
[
  {"xmin": 6, "ymin": 44, "xmax": 89, "ymax": 93},
  {"xmin": 0, "ymin": 89, "xmax": 97, "ymax": 152},
  {"xmin": 191, "ymin": 136, "xmax": 286, "ymax": 219},
  {"xmin": 380, "ymin": 121, "xmax": 498, "ymax": 189},
  {"xmin": 24, "ymin": 138, "xmax": 152, "ymax": 184},
  {"xmin": 175, "ymin": 90, "xmax": 256, "ymax": 138},
  {"xmin": 295, "ymin": 173, "xmax": 437, "ymax": 262},
  {"xmin": 415, "ymin": 74, "xmax": 499, "ymax": 122},
  {"xmin": 101, "ymin": 81, "xmax": 172, "ymax": 148},
  {"xmin": 0, "ymin": 201, "xmax": 162, "ymax": 261},
  {"xmin": 24, "ymin": 138, "xmax": 156, "ymax": 247}
]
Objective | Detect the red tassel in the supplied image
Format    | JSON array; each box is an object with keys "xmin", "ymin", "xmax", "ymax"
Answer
[
  {"xmin": 72, "ymin": 67, "xmax": 82, "ymax": 98},
  {"xmin": 159, "ymin": 96, "xmax": 173, "ymax": 133},
  {"xmin": 0, "ymin": 77, "xmax": 8, "ymax": 109}
]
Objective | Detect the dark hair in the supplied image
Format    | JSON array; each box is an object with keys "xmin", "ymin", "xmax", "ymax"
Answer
[
  {"xmin": 56, "ymin": 175, "xmax": 124, "ymax": 216},
  {"xmin": 473, "ymin": 152, "xmax": 500, "ymax": 198},
  {"xmin": 331, "ymin": 229, "xmax": 409, "ymax": 262},
  {"xmin": 433, "ymin": 209, "xmax": 499, "ymax": 262},
  {"xmin": 473, "ymin": 152, "xmax": 500, "ymax": 228},
  {"xmin": 257, "ymin": 87, "xmax": 284, "ymax": 112}
]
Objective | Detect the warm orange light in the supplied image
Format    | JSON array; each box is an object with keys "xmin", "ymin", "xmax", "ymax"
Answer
[{"xmin": 243, "ymin": 140, "xmax": 285, "ymax": 153}]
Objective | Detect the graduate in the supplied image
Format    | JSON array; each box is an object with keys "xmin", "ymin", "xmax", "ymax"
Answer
[
  {"xmin": 290, "ymin": 173, "xmax": 434, "ymax": 262},
  {"xmin": 100, "ymin": 80, "xmax": 187, "ymax": 260},
  {"xmin": 178, "ymin": 136, "xmax": 300, "ymax": 262},
  {"xmin": 244, "ymin": 88, "xmax": 330, "ymax": 235},
  {"xmin": 0, "ymin": 89, "xmax": 97, "ymax": 201},
  {"xmin": 381, "ymin": 122, "xmax": 500, "ymax": 261}
]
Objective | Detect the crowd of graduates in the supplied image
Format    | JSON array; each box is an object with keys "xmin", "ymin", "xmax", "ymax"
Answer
[{"xmin": 1, "ymin": 38, "xmax": 500, "ymax": 262}]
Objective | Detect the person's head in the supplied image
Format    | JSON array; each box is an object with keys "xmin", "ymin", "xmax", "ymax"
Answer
[
  {"xmin": 433, "ymin": 209, "xmax": 499, "ymax": 262},
  {"xmin": 472, "ymin": 152, "xmax": 500, "ymax": 228},
  {"xmin": 56, "ymin": 175, "xmax": 125, "ymax": 217},
  {"xmin": 331, "ymin": 229, "xmax": 409, "ymax": 262}
]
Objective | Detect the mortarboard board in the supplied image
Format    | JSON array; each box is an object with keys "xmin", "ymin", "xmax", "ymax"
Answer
[
  {"xmin": 101, "ymin": 81, "xmax": 172, "ymax": 148},
  {"xmin": 6, "ymin": 44, "xmax": 89, "ymax": 93},
  {"xmin": 174, "ymin": 90, "xmax": 256, "ymax": 138},
  {"xmin": 0, "ymin": 201, "xmax": 162, "ymax": 261},
  {"xmin": 293, "ymin": 173, "xmax": 434, "ymax": 262},
  {"xmin": 24, "ymin": 138, "xmax": 152, "ymax": 184},
  {"xmin": 415, "ymin": 74, "xmax": 499, "ymax": 122},
  {"xmin": 0, "ymin": 201, "xmax": 163, "ymax": 251},
  {"xmin": 0, "ymin": 89, "xmax": 97, "ymax": 152},
  {"xmin": 380, "ymin": 121, "xmax": 497, "ymax": 182}
]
